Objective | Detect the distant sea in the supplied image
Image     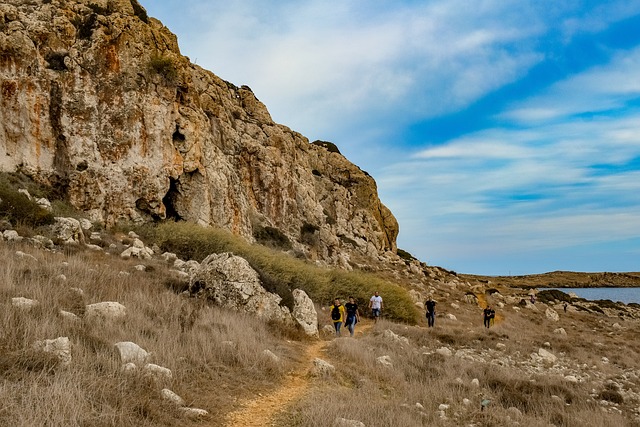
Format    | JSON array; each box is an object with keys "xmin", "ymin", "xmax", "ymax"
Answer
[{"xmin": 547, "ymin": 287, "xmax": 640, "ymax": 304}]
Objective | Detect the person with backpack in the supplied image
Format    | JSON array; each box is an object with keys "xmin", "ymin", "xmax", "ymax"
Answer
[
  {"xmin": 344, "ymin": 296, "xmax": 360, "ymax": 337},
  {"xmin": 369, "ymin": 291, "xmax": 383, "ymax": 323},
  {"xmin": 330, "ymin": 298, "xmax": 346, "ymax": 337},
  {"xmin": 425, "ymin": 296, "xmax": 436, "ymax": 328}
]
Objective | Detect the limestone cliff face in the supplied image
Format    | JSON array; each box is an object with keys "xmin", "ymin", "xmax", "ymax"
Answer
[{"xmin": 0, "ymin": 0, "xmax": 399, "ymax": 265}]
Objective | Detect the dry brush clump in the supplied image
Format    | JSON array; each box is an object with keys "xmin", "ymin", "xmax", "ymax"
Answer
[{"xmin": 0, "ymin": 241, "xmax": 296, "ymax": 426}]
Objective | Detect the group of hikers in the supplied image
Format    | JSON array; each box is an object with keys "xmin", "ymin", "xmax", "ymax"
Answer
[
  {"xmin": 329, "ymin": 292, "xmax": 500, "ymax": 336},
  {"xmin": 329, "ymin": 291, "xmax": 383, "ymax": 337}
]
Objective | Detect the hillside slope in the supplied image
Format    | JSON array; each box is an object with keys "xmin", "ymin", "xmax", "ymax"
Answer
[{"xmin": 0, "ymin": 0, "xmax": 397, "ymax": 267}]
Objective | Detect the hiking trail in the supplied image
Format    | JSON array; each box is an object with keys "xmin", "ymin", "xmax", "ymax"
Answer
[{"xmin": 223, "ymin": 320, "xmax": 373, "ymax": 427}]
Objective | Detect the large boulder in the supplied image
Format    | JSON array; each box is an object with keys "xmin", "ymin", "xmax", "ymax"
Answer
[
  {"xmin": 189, "ymin": 252, "xmax": 291, "ymax": 323},
  {"xmin": 114, "ymin": 341, "xmax": 151, "ymax": 365},
  {"xmin": 85, "ymin": 302, "xmax": 127, "ymax": 322},
  {"xmin": 52, "ymin": 218, "xmax": 85, "ymax": 244},
  {"xmin": 291, "ymin": 289, "xmax": 318, "ymax": 336},
  {"xmin": 32, "ymin": 337, "xmax": 71, "ymax": 366}
]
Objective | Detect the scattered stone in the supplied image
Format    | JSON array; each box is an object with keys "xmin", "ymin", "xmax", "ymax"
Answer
[
  {"xmin": 496, "ymin": 343, "xmax": 506, "ymax": 350},
  {"xmin": 18, "ymin": 188, "xmax": 32, "ymax": 200},
  {"xmin": 118, "ymin": 271, "xmax": 130, "ymax": 277},
  {"xmin": 162, "ymin": 252, "xmax": 178, "ymax": 263},
  {"xmin": 31, "ymin": 235, "xmax": 54, "ymax": 249},
  {"xmin": 312, "ymin": 358, "xmax": 335, "ymax": 376},
  {"xmin": 291, "ymin": 289, "xmax": 319, "ymax": 336},
  {"xmin": 445, "ymin": 313, "xmax": 457, "ymax": 321},
  {"xmin": 144, "ymin": 363, "xmax": 173, "ymax": 381},
  {"xmin": 15, "ymin": 251, "xmax": 36, "ymax": 261},
  {"xmin": 450, "ymin": 302, "xmax": 460, "ymax": 309},
  {"xmin": 435, "ymin": 347, "xmax": 452, "ymax": 357},
  {"xmin": 32, "ymin": 337, "xmax": 71, "ymax": 366},
  {"xmin": 52, "ymin": 217, "xmax": 85, "ymax": 244},
  {"xmin": 383, "ymin": 329, "xmax": 409, "ymax": 346},
  {"xmin": 322, "ymin": 324, "xmax": 336, "ymax": 335},
  {"xmin": 565, "ymin": 375, "xmax": 579, "ymax": 383},
  {"xmin": 4, "ymin": 230, "xmax": 22, "ymax": 242},
  {"xmin": 127, "ymin": 231, "xmax": 139, "ymax": 239},
  {"xmin": 507, "ymin": 407, "xmax": 523, "ymax": 418},
  {"xmin": 161, "ymin": 388, "xmax": 185, "ymax": 406},
  {"xmin": 462, "ymin": 398, "xmax": 471, "ymax": 406},
  {"xmin": 114, "ymin": 342, "xmax": 151, "ymax": 365},
  {"xmin": 179, "ymin": 407, "xmax": 209, "ymax": 419},
  {"xmin": 262, "ymin": 349, "xmax": 280, "ymax": 363},
  {"xmin": 120, "ymin": 240, "xmax": 154, "ymax": 260},
  {"xmin": 86, "ymin": 244, "xmax": 102, "ymax": 251},
  {"xmin": 36, "ymin": 197, "xmax": 52, "ymax": 211},
  {"xmin": 538, "ymin": 348, "xmax": 558, "ymax": 364},
  {"xmin": 438, "ymin": 403, "xmax": 450, "ymax": 411},
  {"xmin": 59, "ymin": 310, "xmax": 80, "ymax": 322},
  {"xmin": 612, "ymin": 323, "xmax": 623, "ymax": 330},
  {"xmin": 85, "ymin": 302, "xmax": 127, "ymax": 322},
  {"xmin": 471, "ymin": 378, "xmax": 480, "ymax": 387},
  {"xmin": 11, "ymin": 297, "xmax": 39, "ymax": 310},
  {"xmin": 543, "ymin": 341, "xmax": 551, "ymax": 348},
  {"xmin": 133, "ymin": 265, "xmax": 146, "ymax": 271},
  {"xmin": 334, "ymin": 418, "xmax": 365, "ymax": 427},
  {"xmin": 121, "ymin": 362, "xmax": 137, "ymax": 373},
  {"xmin": 554, "ymin": 328, "xmax": 567, "ymax": 336},
  {"xmin": 545, "ymin": 308, "xmax": 560, "ymax": 322}
]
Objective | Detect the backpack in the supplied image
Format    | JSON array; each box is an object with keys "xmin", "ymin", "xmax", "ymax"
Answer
[{"xmin": 331, "ymin": 305, "xmax": 341, "ymax": 321}]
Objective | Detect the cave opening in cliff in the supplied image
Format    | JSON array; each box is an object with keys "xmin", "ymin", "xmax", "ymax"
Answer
[
  {"xmin": 162, "ymin": 177, "xmax": 182, "ymax": 221},
  {"xmin": 172, "ymin": 125, "xmax": 185, "ymax": 142}
]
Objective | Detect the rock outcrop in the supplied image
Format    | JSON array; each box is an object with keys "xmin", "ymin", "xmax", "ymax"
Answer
[{"xmin": 0, "ymin": 0, "xmax": 398, "ymax": 266}]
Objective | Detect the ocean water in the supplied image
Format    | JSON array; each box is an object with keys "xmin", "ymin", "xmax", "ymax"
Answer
[{"xmin": 548, "ymin": 287, "xmax": 640, "ymax": 304}]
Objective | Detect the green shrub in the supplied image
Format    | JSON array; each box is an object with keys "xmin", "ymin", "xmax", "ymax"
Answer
[
  {"xmin": 0, "ymin": 184, "xmax": 54, "ymax": 227},
  {"xmin": 149, "ymin": 55, "xmax": 177, "ymax": 82}
]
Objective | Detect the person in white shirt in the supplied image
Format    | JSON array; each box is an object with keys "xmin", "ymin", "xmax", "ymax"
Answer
[{"xmin": 369, "ymin": 291, "xmax": 383, "ymax": 323}]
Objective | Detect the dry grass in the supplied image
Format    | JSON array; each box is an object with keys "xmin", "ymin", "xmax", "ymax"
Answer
[{"xmin": 0, "ymin": 242, "xmax": 296, "ymax": 426}]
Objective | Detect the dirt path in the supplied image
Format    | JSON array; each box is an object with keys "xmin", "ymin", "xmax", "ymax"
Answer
[
  {"xmin": 224, "ymin": 320, "xmax": 373, "ymax": 427},
  {"xmin": 476, "ymin": 292, "xmax": 505, "ymax": 324}
]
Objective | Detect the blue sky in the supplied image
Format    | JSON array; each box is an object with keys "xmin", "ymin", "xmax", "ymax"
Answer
[{"xmin": 143, "ymin": 0, "xmax": 640, "ymax": 275}]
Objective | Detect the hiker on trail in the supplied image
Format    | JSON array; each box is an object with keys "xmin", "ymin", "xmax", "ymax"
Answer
[
  {"xmin": 330, "ymin": 298, "xmax": 346, "ymax": 337},
  {"xmin": 369, "ymin": 291, "xmax": 383, "ymax": 323},
  {"xmin": 563, "ymin": 302, "xmax": 568, "ymax": 313},
  {"xmin": 344, "ymin": 296, "xmax": 360, "ymax": 337},
  {"xmin": 483, "ymin": 306, "xmax": 495, "ymax": 328},
  {"xmin": 425, "ymin": 297, "xmax": 436, "ymax": 328},
  {"xmin": 530, "ymin": 294, "xmax": 536, "ymax": 304}
]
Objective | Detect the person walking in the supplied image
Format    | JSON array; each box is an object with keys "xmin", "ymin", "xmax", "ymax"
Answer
[
  {"xmin": 330, "ymin": 298, "xmax": 346, "ymax": 337},
  {"xmin": 344, "ymin": 296, "xmax": 360, "ymax": 337},
  {"xmin": 425, "ymin": 297, "xmax": 436, "ymax": 328},
  {"xmin": 483, "ymin": 306, "xmax": 494, "ymax": 328},
  {"xmin": 369, "ymin": 291, "xmax": 383, "ymax": 323}
]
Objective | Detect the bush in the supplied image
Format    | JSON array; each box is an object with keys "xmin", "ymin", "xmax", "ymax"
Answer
[
  {"xmin": 0, "ymin": 184, "xmax": 54, "ymax": 227},
  {"xmin": 149, "ymin": 55, "xmax": 177, "ymax": 82}
]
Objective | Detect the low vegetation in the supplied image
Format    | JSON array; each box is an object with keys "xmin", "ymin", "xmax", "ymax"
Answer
[{"xmin": 135, "ymin": 222, "xmax": 418, "ymax": 323}]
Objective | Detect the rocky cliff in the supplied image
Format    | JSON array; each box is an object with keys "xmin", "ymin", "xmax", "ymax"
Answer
[{"xmin": 0, "ymin": 0, "xmax": 399, "ymax": 266}]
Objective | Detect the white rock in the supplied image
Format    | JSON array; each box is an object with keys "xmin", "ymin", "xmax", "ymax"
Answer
[
  {"xmin": 52, "ymin": 217, "xmax": 85, "ymax": 244},
  {"xmin": 435, "ymin": 347, "xmax": 452, "ymax": 357},
  {"xmin": 179, "ymin": 407, "xmax": 209, "ymax": 419},
  {"xmin": 11, "ymin": 297, "xmax": 39, "ymax": 310},
  {"xmin": 85, "ymin": 302, "xmax": 127, "ymax": 322},
  {"xmin": 565, "ymin": 375, "xmax": 579, "ymax": 383},
  {"xmin": 376, "ymin": 355, "xmax": 393, "ymax": 368},
  {"xmin": 161, "ymin": 389, "xmax": 185, "ymax": 406},
  {"xmin": 86, "ymin": 244, "xmax": 102, "ymax": 251},
  {"xmin": 15, "ymin": 251, "xmax": 36, "ymax": 261},
  {"xmin": 31, "ymin": 235, "xmax": 54, "ymax": 249},
  {"xmin": 507, "ymin": 407, "xmax": 523, "ymax": 418},
  {"xmin": 334, "ymin": 418, "xmax": 365, "ymax": 427},
  {"xmin": 144, "ymin": 363, "xmax": 173, "ymax": 381},
  {"xmin": 78, "ymin": 218, "xmax": 92, "ymax": 231},
  {"xmin": 545, "ymin": 308, "xmax": 560, "ymax": 322},
  {"xmin": 445, "ymin": 313, "xmax": 457, "ymax": 321},
  {"xmin": 162, "ymin": 252, "xmax": 178, "ymax": 263},
  {"xmin": 59, "ymin": 310, "xmax": 80, "ymax": 322},
  {"xmin": 120, "ymin": 245, "xmax": 153, "ymax": 260},
  {"xmin": 118, "ymin": 271, "xmax": 130, "ymax": 277},
  {"xmin": 496, "ymin": 343, "xmax": 506, "ymax": 350},
  {"xmin": 3, "ymin": 230, "xmax": 21, "ymax": 242},
  {"xmin": 450, "ymin": 303, "xmax": 460, "ymax": 309},
  {"xmin": 538, "ymin": 348, "xmax": 558, "ymax": 364},
  {"xmin": 36, "ymin": 197, "xmax": 52, "ymax": 211},
  {"xmin": 383, "ymin": 329, "xmax": 409, "ymax": 346},
  {"xmin": 134, "ymin": 265, "xmax": 146, "ymax": 271},
  {"xmin": 462, "ymin": 398, "xmax": 471, "ymax": 406},
  {"xmin": 127, "ymin": 231, "xmax": 139, "ymax": 239},
  {"xmin": 114, "ymin": 342, "xmax": 150, "ymax": 365},
  {"xmin": 90, "ymin": 232, "xmax": 102, "ymax": 241},
  {"xmin": 121, "ymin": 362, "xmax": 137, "ymax": 373},
  {"xmin": 18, "ymin": 188, "xmax": 32, "ymax": 200},
  {"xmin": 554, "ymin": 328, "xmax": 567, "ymax": 335},
  {"xmin": 291, "ymin": 289, "xmax": 318, "ymax": 336},
  {"xmin": 312, "ymin": 358, "xmax": 335, "ymax": 376},
  {"xmin": 471, "ymin": 378, "xmax": 480, "ymax": 387},
  {"xmin": 612, "ymin": 323, "xmax": 623, "ymax": 330},
  {"xmin": 33, "ymin": 337, "xmax": 71, "ymax": 366},
  {"xmin": 262, "ymin": 349, "xmax": 280, "ymax": 363}
]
